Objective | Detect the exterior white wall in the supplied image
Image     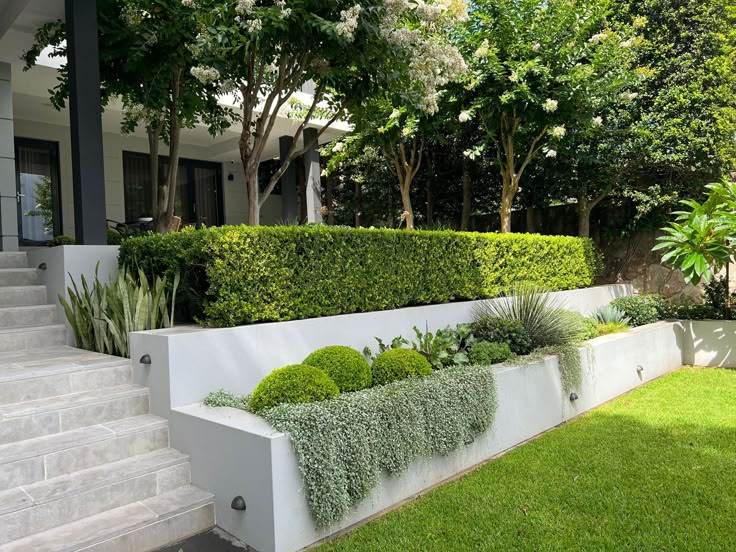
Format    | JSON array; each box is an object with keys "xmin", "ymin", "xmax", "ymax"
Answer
[
  {"xmin": 26, "ymin": 245, "xmax": 120, "ymax": 343},
  {"xmin": 167, "ymin": 321, "xmax": 685, "ymax": 552},
  {"xmin": 681, "ymin": 320, "xmax": 736, "ymax": 368},
  {"xmin": 130, "ymin": 284, "xmax": 633, "ymax": 417}
]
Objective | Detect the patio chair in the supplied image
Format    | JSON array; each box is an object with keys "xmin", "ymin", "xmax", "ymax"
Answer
[{"xmin": 169, "ymin": 216, "xmax": 182, "ymax": 233}]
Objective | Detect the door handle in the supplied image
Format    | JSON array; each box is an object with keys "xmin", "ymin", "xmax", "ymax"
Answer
[{"xmin": 16, "ymin": 192, "xmax": 25, "ymax": 204}]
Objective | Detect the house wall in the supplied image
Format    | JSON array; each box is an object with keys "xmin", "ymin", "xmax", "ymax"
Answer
[{"xmin": 12, "ymin": 118, "xmax": 284, "ymax": 235}]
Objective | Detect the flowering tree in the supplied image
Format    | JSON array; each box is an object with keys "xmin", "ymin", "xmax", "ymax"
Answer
[
  {"xmin": 458, "ymin": 0, "xmax": 640, "ymax": 232},
  {"xmin": 185, "ymin": 0, "xmax": 459, "ymax": 225},
  {"xmin": 326, "ymin": 2, "xmax": 467, "ymax": 230},
  {"xmin": 24, "ymin": 0, "xmax": 232, "ymax": 233}
]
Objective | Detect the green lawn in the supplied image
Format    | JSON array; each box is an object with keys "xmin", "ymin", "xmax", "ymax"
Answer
[{"xmin": 320, "ymin": 368, "xmax": 736, "ymax": 551}]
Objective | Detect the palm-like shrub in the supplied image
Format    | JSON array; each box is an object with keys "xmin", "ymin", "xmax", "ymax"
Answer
[
  {"xmin": 592, "ymin": 304, "xmax": 631, "ymax": 325},
  {"xmin": 472, "ymin": 285, "xmax": 584, "ymax": 348},
  {"xmin": 304, "ymin": 346, "xmax": 372, "ymax": 392},
  {"xmin": 371, "ymin": 348, "xmax": 432, "ymax": 386},
  {"xmin": 250, "ymin": 364, "xmax": 340, "ymax": 412},
  {"xmin": 60, "ymin": 267, "xmax": 179, "ymax": 358}
]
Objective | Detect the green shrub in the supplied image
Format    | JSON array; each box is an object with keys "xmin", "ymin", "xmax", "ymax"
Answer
[
  {"xmin": 303, "ymin": 346, "xmax": 371, "ymax": 392},
  {"xmin": 592, "ymin": 304, "xmax": 631, "ymax": 325},
  {"xmin": 119, "ymin": 226, "xmax": 602, "ymax": 327},
  {"xmin": 610, "ymin": 295, "xmax": 669, "ymax": 327},
  {"xmin": 262, "ymin": 364, "xmax": 498, "ymax": 527},
  {"xmin": 371, "ymin": 348, "xmax": 432, "ymax": 386},
  {"xmin": 250, "ymin": 364, "xmax": 340, "ymax": 412},
  {"xmin": 470, "ymin": 317, "xmax": 533, "ymax": 355},
  {"xmin": 558, "ymin": 311, "xmax": 599, "ymax": 341},
  {"xmin": 48, "ymin": 235, "xmax": 77, "ymax": 247},
  {"xmin": 106, "ymin": 229, "xmax": 123, "ymax": 246},
  {"xmin": 597, "ymin": 322, "xmax": 630, "ymax": 336},
  {"xmin": 468, "ymin": 341, "xmax": 513, "ymax": 365}
]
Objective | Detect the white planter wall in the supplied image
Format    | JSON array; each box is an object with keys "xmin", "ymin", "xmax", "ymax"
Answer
[
  {"xmin": 167, "ymin": 321, "xmax": 685, "ymax": 552},
  {"xmin": 681, "ymin": 320, "xmax": 736, "ymax": 368},
  {"xmin": 130, "ymin": 283, "xmax": 632, "ymax": 417}
]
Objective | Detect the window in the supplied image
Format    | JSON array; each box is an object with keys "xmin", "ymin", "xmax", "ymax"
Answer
[
  {"xmin": 15, "ymin": 138, "xmax": 62, "ymax": 244},
  {"xmin": 122, "ymin": 152, "xmax": 223, "ymax": 227}
]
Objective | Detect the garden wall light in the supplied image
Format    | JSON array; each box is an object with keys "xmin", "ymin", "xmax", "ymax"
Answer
[
  {"xmin": 139, "ymin": 354, "xmax": 152, "ymax": 365},
  {"xmin": 569, "ymin": 393, "xmax": 579, "ymax": 402},
  {"xmin": 231, "ymin": 496, "xmax": 246, "ymax": 511}
]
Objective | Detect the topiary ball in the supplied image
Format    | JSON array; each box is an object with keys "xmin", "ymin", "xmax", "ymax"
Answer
[
  {"xmin": 468, "ymin": 341, "xmax": 513, "ymax": 365},
  {"xmin": 371, "ymin": 348, "xmax": 432, "ymax": 386},
  {"xmin": 250, "ymin": 364, "xmax": 340, "ymax": 412},
  {"xmin": 304, "ymin": 345, "xmax": 372, "ymax": 392}
]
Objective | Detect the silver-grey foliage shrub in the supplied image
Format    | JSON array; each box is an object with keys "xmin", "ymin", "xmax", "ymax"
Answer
[{"xmin": 261, "ymin": 364, "xmax": 498, "ymax": 527}]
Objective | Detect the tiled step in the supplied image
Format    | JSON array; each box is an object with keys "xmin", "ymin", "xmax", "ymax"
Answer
[
  {"xmin": 0, "ymin": 360, "xmax": 132, "ymax": 406},
  {"xmin": 0, "ymin": 385, "xmax": 150, "ymax": 445},
  {"xmin": 0, "ymin": 253, "xmax": 28, "ymax": 270},
  {"xmin": 0, "ymin": 286, "xmax": 47, "ymax": 307},
  {"xmin": 0, "ymin": 346, "xmax": 124, "ymax": 374},
  {"xmin": 0, "ymin": 269, "xmax": 38, "ymax": 287},
  {"xmin": 0, "ymin": 448, "xmax": 191, "ymax": 544},
  {"xmin": 0, "ymin": 325, "xmax": 67, "ymax": 353},
  {"xmin": 0, "ymin": 485, "xmax": 214, "ymax": 552},
  {"xmin": 0, "ymin": 305, "xmax": 57, "ymax": 329},
  {"xmin": 0, "ymin": 414, "xmax": 168, "ymax": 491}
]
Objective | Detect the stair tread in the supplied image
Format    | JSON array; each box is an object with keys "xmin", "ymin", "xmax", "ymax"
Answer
[
  {"xmin": 0, "ymin": 269, "xmax": 36, "ymax": 273},
  {"xmin": 0, "ymin": 448, "xmax": 188, "ymax": 515},
  {"xmin": 0, "ymin": 485, "xmax": 213, "ymax": 552},
  {"xmin": 0, "ymin": 356, "xmax": 129, "ymax": 383},
  {"xmin": 0, "ymin": 305, "xmax": 55, "ymax": 312},
  {"xmin": 0, "ymin": 415, "xmax": 166, "ymax": 465},
  {"xmin": 0, "ymin": 324, "xmax": 65, "ymax": 335},
  {"xmin": 0, "ymin": 384, "xmax": 148, "ymax": 419}
]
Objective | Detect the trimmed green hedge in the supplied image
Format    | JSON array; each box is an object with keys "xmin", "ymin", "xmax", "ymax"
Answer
[
  {"xmin": 119, "ymin": 226, "xmax": 602, "ymax": 327},
  {"xmin": 250, "ymin": 364, "xmax": 340, "ymax": 412}
]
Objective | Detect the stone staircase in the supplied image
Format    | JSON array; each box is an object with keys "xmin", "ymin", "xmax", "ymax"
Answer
[{"xmin": 0, "ymin": 252, "xmax": 214, "ymax": 551}]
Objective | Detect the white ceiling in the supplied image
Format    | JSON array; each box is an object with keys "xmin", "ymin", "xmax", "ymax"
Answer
[{"xmin": 0, "ymin": 0, "xmax": 64, "ymax": 64}]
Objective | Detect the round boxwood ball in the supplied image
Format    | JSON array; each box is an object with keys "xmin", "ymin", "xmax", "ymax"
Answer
[
  {"xmin": 371, "ymin": 348, "xmax": 432, "ymax": 386},
  {"xmin": 303, "ymin": 345, "xmax": 372, "ymax": 392},
  {"xmin": 250, "ymin": 364, "xmax": 339, "ymax": 412}
]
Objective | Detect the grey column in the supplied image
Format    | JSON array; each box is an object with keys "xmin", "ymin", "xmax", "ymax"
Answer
[
  {"xmin": 303, "ymin": 128, "xmax": 322, "ymax": 224},
  {"xmin": 0, "ymin": 63, "xmax": 18, "ymax": 251},
  {"xmin": 279, "ymin": 136, "xmax": 298, "ymax": 222},
  {"xmin": 66, "ymin": 0, "xmax": 107, "ymax": 244}
]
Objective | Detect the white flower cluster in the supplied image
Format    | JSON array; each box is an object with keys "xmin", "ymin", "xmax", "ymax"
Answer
[
  {"xmin": 275, "ymin": 0, "xmax": 291, "ymax": 19},
  {"xmin": 335, "ymin": 5, "xmax": 362, "ymax": 41},
  {"xmin": 474, "ymin": 38, "xmax": 490, "ymax": 60},
  {"xmin": 545, "ymin": 149, "xmax": 558, "ymax": 158},
  {"xmin": 588, "ymin": 31, "xmax": 608, "ymax": 45},
  {"xmin": 191, "ymin": 65, "xmax": 221, "ymax": 84},
  {"xmin": 121, "ymin": 4, "xmax": 150, "ymax": 27},
  {"xmin": 235, "ymin": 0, "xmax": 256, "ymax": 15},
  {"xmin": 542, "ymin": 98, "xmax": 558, "ymax": 113},
  {"xmin": 620, "ymin": 91, "xmax": 638, "ymax": 102},
  {"xmin": 409, "ymin": 37, "xmax": 467, "ymax": 113},
  {"xmin": 592, "ymin": 116, "xmax": 603, "ymax": 126},
  {"xmin": 551, "ymin": 125, "xmax": 566, "ymax": 138},
  {"xmin": 458, "ymin": 110, "xmax": 471, "ymax": 123},
  {"xmin": 123, "ymin": 103, "xmax": 163, "ymax": 127},
  {"xmin": 620, "ymin": 39, "xmax": 633, "ymax": 48},
  {"xmin": 181, "ymin": 0, "xmax": 198, "ymax": 7},
  {"xmin": 248, "ymin": 18, "xmax": 263, "ymax": 32}
]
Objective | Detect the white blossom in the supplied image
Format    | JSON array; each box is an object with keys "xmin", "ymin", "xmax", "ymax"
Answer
[
  {"xmin": 531, "ymin": 42, "xmax": 541, "ymax": 52},
  {"xmin": 336, "ymin": 5, "xmax": 362, "ymax": 41},
  {"xmin": 592, "ymin": 116, "xmax": 603, "ymax": 126},
  {"xmin": 620, "ymin": 39, "xmax": 633, "ymax": 48},
  {"xmin": 545, "ymin": 149, "xmax": 558, "ymax": 158},
  {"xmin": 191, "ymin": 66, "xmax": 220, "ymax": 84},
  {"xmin": 620, "ymin": 91, "xmax": 639, "ymax": 102},
  {"xmin": 551, "ymin": 125, "xmax": 566, "ymax": 138},
  {"xmin": 181, "ymin": 0, "xmax": 198, "ymax": 7},
  {"xmin": 235, "ymin": 0, "xmax": 256, "ymax": 15},
  {"xmin": 588, "ymin": 31, "xmax": 608, "ymax": 45},
  {"xmin": 332, "ymin": 142, "xmax": 345, "ymax": 153},
  {"xmin": 509, "ymin": 70, "xmax": 519, "ymax": 83},
  {"xmin": 542, "ymin": 98, "xmax": 558, "ymax": 113},
  {"xmin": 474, "ymin": 39, "xmax": 490, "ymax": 60},
  {"xmin": 458, "ymin": 110, "xmax": 471, "ymax": 123},
  {"xmin": 389, "ymin": 108, "xmax": 401, "ymax": 119},
  {"xmin": 248, "ymin": 18, "xmax": 263, "ymax": 32}
]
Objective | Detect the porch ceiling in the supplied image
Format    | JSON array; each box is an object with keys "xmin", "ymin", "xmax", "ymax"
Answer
[{"xmin": 0, "ymin": 0, "xmax": 64, "ymax": 64}]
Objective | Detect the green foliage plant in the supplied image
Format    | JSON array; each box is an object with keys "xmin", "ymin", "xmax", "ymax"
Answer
[
  {"xmin": 203, "ymin": 389, "xmax": 250, "ymax": 411},
  {"xmin": 597, "ymin": 322, "xmax": 630, "ymax": 336},
  {"xmin": 592, "ymin": 305, "xmax": 631, "ymax": 325},
  {"xmin": 469, "ymin": 317, "xmax": 533, "ymax": 355},
  {"xmin": 249, "ymin": 364, "xmax": 340, "ymax": 413},
  {"xmin": 371, "ymin": 349, "xmax": 433, "ymax": 386},
  {"xmin": 559, "ymin": 311, "xmax": 600, "ymax": 341},
  {"xmin": 60, "ymin": 266, "xmax": 179, "ymax": 358},
  {"xmin": 468, "ymin": 341, "xmax": 513, "ymax": 365},
  {"xmin": 304, "ymin": 346, "xmax": 372, "ymax": 393},
  {"xmin": 47, "ymin": 235, "xmax": 77, "ymax": 247},
  {"xmin": 262, "ymin": 364, "xmax": 498, "ymax": 527},
  {"xmin": 409, "ymin": 324, "xmax": 475, "ymax": 369},
  {"xmin": 610, "ymin": 295, "xmax": 669, "ymax": 327},
  {"xmin": 119, "ymin": 226, "xmax": 602, "ymax": 327}
]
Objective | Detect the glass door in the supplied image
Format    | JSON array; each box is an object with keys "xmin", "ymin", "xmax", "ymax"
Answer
[
  {"xmin": 15, "ymin": 138, "xmax": 62, "ymax": 245},
  {"xmin": 192, "ymin": 163, "xmax": 221, "ymax": 227}
]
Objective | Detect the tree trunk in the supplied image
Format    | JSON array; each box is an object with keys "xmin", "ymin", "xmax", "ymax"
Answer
[
  {"xmin": 425, "ymin": 152, "xmax": 434, "ymax": 227},
  {"xmin": 246, "ymin": 168, "xmax": 260, "ymax": 226},
  {"xmin": 147, "ymin": 128, "xmax": 160, "ymax": 223},
  {"xmin": 461, "ymin": 155, "xmax": 472, "ymax": 231},
  {"xmin": 153, "ymin": 74, "xmax": 182, "ymax": 234},
  {"xmin": 325, "ymin": 173, "xmax": 334, "ymax": 225},
  {"xmin": 399, "ymin": 174, "xmax": 414, "ymax": 230},
  {"xmin": 578, "ymin": 195, "xmax": 592, "ymax": 238},
  {"xmin": 354, "ymin": 180, "xmax": 362, "ymax": 228}
]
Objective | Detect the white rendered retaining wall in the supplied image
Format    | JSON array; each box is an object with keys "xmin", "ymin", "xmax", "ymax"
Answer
[{"xmin": 131, "ymin": 283, "xmax": 632, "ymax": 417}]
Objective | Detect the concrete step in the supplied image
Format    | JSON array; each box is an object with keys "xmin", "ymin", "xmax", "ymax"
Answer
[
  {"xmin": 0, "ymin": 414, "xmax": 168, "ymax": 491},
  {"xmin": 0, "ymin": 253, "xmax": 28, "ymax": 270},
  {"xmin": 0, "ymin": 269, "xmax": 38, "ymax": 287},
  {"xmin": 0, "ymin": 385, "xmax": 150, "ymax": 445},
  {"xmin": 0, "ymin": 325, "xmax": 67, "ymax": 353},
  {"xmin": 0, "ymin": 305, "xmax": 57, "ymax": 329},
  {"xmin": 0, "ymin": 346, "xmax": 125, "ymax": 375},
  {"xmin": 0, "ymin": 359, "xmax": 132, "ymax": 406},
  {"xmin": 0, "ymin": 485, "xmax": 215, "ymax": 552},
  {"xmin": 0, "ymin": 286, "xmax": 47, "ymax": 307},
  {"xmin": 0, "ymin": 448, "xmax": 191, "ymax": 544}
]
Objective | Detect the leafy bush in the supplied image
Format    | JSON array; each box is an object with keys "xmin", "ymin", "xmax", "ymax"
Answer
[
  {"xmin": 597, "ymin": 322, "xmax": 630, "ymax": 336},
  {"xmin": 473, "ymin": 285, "xmax": 584, "ymax": 349},
  {"xmin": 48, "ymin": 235, "xmax": 77, "ymax": 247},
  {"xmin": 610, "ymin": 294, "xmax": 669, "ymax": 326},
  {"xmin": 119, "ymin": 226, "xmax": 602, "ymax": 327},
  {"xmin": 668, "ymin": 299, "xmax": 720, "ymax": 321},
  {"xmin": 60, "ymin": 267, "xmax": 179, "ymax": 358},
  {"xmin": 592, "ymin": 305, "xmax": 631, "ymax": 325},
  {"xmin": 409, "ymin": 324, "xmax": 475, "ymax": 369},
  {"xmin": 107, "ymin": 229, "xmax": 124, "ymax": 246},
  {"xmin": 559, "ymin": 311, "xmax": 599, "ymax": 341},
  {"xmin": 249, "ymin": 364, "xmax": 340, "ymax": 412},
  {"xmin": 303, "ymin": 346, "xmax": 371, "ymax": 392},
  {"xmin": 371, "ymin": 348, "xmax": 433, "ymax": 386},
  {"xmin": 468, "ymin": 341, "xmax": 513, "ymax": 365},
  {"xmin": 470, "ymin": 317, "xmax": 533, "ymax": 355},
  {"xmin": 262, "ymin": 364, "xmax": 498, "ymax": 527}
]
